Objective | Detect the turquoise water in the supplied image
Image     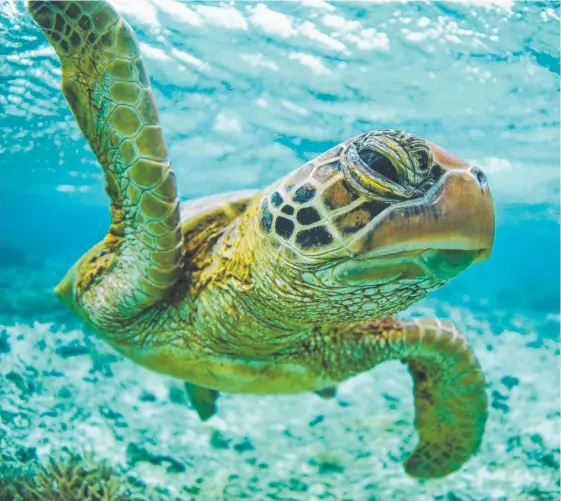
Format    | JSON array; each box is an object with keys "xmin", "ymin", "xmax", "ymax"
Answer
[{"xmin": 0, "ymin": 1, "xmax": 559, "ymax": 499}]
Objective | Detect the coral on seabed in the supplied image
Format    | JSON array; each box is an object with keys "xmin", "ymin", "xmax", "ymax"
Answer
[{"xmin": 0, "ymin": 451, "xmax": 127, "ymax": 501}]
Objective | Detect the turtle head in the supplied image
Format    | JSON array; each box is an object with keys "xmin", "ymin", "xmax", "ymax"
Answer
[{"xmin": 256, "ymin": 129, "xmax": 495, "ymax": 320}]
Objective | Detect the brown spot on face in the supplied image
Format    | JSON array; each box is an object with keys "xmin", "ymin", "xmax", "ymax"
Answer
[
  {"xmin": 334, "ymin": 201, "xmax": 391, "ymax": 235},
  {"xmin": 322, "ymin": 179, "xmax": 358, "ymax": 210},
  {"xmin": 335, "ymin": 208, "xmax": 370, "ymax": 235}
]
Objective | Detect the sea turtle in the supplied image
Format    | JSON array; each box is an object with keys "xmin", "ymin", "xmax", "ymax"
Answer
[{"xmin": 28, "ymin": 0, "xmax": 495, "ymax": 479}]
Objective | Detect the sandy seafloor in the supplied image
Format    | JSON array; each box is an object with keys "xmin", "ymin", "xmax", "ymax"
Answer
[
  {"xmin": 1, "ymin": 0, "xmax": 560, "ymax": 499},
  {"xmin": 0, "ymin": 260, "xmax": 559, "ymax": 500}
]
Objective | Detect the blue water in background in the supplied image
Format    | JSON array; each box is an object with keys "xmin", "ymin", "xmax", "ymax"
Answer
[
  {"xmin": 1, "ymin": 1, "xmax": 559, "ymax": 317},
  {"xmin": 0, "ymin": 1, "xmax": 559, "ymax": 499}
]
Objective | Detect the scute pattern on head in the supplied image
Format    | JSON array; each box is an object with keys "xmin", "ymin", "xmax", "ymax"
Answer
[
  {"xmin": 259, "ymin": 153, "xmax": 347, "ymax": 260},
  {"xmin": 257, "ymin": 133, "xmax": 420, "ymax": 260}
]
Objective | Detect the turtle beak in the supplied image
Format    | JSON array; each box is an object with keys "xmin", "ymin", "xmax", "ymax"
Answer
[{"xmin": 347, "ymin": 145, "xmax": 495, "ymax": 269}]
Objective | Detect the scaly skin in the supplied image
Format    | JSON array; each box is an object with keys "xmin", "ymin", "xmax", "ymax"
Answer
[
  {"xmin": 28, "ymin": 0, "xmax": 495, "ymax": 479},
  {"xmin": 29, "ymin": 0, "xmax": 184, "ymax": 324}
]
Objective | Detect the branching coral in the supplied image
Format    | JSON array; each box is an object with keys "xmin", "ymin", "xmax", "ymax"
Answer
[{"xmin": 1, "ymin": 451, "xmax": 128, "ymax": 501}]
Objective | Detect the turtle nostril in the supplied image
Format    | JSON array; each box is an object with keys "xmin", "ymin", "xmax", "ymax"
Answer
[{"xmin": 472, "ymin": 167, "xmax": 488, "ymax": 188}]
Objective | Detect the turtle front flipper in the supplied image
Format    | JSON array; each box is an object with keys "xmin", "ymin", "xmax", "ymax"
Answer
[
  {"xmin": 184, "ymin": 382, "xmax": 219, "ymax": 421},
  {"xmin": 299, "ymin": 318, "xmax": 487, "ymax": 478},
  {"xmin": 28, "ymin": 2, "xmax": 183, "ymax": 324},
  {"xmin": 398, "ymin": 319, "xmax": 487, "ymax": 478}
]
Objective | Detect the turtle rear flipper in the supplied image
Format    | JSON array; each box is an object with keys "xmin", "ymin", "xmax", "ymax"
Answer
[
  {"xmin": 315, "ymin": 386, "xmax": 337, "ymax": 399},
  {"xmin": 28, "ymin": 1, "xmax": 183, "ymax": 322},
  {"xmin": 184, "ymin": 382, "xmax": 219, "ymax": 421}
]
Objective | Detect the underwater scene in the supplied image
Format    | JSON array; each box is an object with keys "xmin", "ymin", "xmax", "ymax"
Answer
[{"xmin": 0, "ymin": 0, "xmax": 559, "ymax": 500}]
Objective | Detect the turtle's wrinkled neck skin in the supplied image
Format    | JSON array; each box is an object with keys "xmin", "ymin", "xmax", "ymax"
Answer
[
  {"xmin": 165, "ymin": 132, "xmax": 494, "ymax": 356},
  {"xmin": 30, "ymin": 0, "xmax": 495, "ymax": 480}
]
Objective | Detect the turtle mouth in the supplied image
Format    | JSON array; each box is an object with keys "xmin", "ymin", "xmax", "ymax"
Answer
[
  {"xmin": 331, "ymin": 247, "xmax": 485, "ymax": 286},
  {"xmin": 345, "ymin": 167, "xmax": 495, "ymax": 264}
]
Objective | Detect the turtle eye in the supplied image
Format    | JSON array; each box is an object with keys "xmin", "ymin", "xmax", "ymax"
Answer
[{"xmin": 359, "ymin": 149, "xmax": 399, "ymax": 184}]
